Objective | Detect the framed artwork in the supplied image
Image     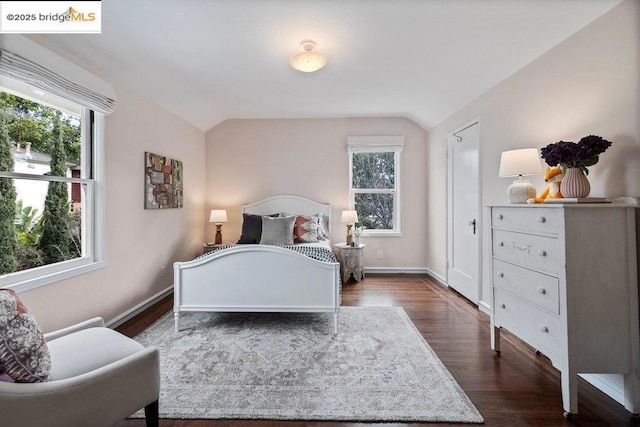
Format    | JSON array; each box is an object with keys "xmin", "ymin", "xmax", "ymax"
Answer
[{"xmin": 144, "ymin": 151, "xmax": 183, "ymax": 209}]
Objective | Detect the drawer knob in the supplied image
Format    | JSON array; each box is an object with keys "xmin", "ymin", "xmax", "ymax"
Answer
[
  {"xmin": 497, "ymin": 214, "xmax": 503, "ymax": 220},
  {"xmin": 499, "ymin": 303, "xmax": 506, "ymax": 309},
  {"xmin": 498, "ymin": 241, "xmax": 504, "ymax": 247},
  {"xmin": 538, "ymin": 250, "xmax": 547, "ymax": 257},
  {"xmin": 497, "ymin": 272, "xmax": 504, "ymax": 278},
  {"xmin": 540, "ymin": 326, "xmax": 549, "ymax": 333},
  {"xmin": 537, "ymin": 216, "xmax": 546, "ymax": 223},
  {"xmin": 537, "ymin": 287, "xmax": 547, "ymax": 295}
]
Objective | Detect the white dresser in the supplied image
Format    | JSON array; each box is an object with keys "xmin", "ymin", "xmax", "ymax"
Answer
[{"xmin": 489, "ymin": 204, "xmax": 639, "ymax": 418}]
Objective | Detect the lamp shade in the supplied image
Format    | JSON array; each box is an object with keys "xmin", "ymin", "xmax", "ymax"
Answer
[
  {"xmin": 209, "ymin": 210, "xmax": 227, "ymax": 223},
  {"xmin": 341, "ymin": 210, "xmax": 358, "ymax": 224},
  {"xmin": 289, "ymin": 40, "xmax": 327, "ymax": 73},
  {"xmin": 499, "ymin": 148, "xmax": 543, "ymax": 177}
]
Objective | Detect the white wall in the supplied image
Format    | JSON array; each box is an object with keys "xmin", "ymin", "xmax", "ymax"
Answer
[
  {"xmin": 205, "ymin": 117, "xmax": 429, "ymax": 271},
  {"xmin": 426, "ymin": 0, "xmax": 640, "ymax": 308},
  {"xmin": 19, "ymin": 71, "xmax": 206, "ymax": 333}
]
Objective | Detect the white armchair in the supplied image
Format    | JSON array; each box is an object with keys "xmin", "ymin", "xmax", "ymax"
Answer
[{"xmin": 0, "ymin": 317, "xmax": 160, "ymax": 427}]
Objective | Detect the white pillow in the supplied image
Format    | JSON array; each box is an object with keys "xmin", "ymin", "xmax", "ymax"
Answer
[{"xmin": 259, "ymin": 215, "xmax": 295, "ymax": 245}]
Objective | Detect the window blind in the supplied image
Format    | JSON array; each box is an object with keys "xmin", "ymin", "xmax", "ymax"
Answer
[
  {"xmin": 347, "ymin": 136, "xmax": 404, "ymax": 153},
  {"xmin": 0, "ymin": 35, "xmax": 116, "ymax": 114}
]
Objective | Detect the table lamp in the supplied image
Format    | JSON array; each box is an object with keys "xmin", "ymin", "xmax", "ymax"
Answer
[
  {"xmin": 341, "ymin": 210, "xmax": 358, "ymax": 246},
  {"xmin": 499, "ymin": 148, "xmax": 543, "ymax": 204},
  {"xmin": 209, "ymin": 209, "xmax": 228, "ymax": 244}
]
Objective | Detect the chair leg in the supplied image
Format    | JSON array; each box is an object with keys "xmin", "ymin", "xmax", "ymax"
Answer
[{"xmin": 144, "ymin": 399, "xmax": 159, "ymax": 427}]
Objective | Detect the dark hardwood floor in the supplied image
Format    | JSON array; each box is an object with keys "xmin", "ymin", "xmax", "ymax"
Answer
[{"xmin": 115, "ymin": 274, "xmax": 637, "ymax": 426}]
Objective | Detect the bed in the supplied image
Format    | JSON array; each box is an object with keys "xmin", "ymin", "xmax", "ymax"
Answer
[{"xmin": 173, "ymin": 195, "xmax": 341, "ymax": 333}]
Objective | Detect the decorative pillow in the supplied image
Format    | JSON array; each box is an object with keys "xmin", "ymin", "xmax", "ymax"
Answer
[
  {"xmin": 237, "ymin": 213, "xmax": 282, "ymax": 244},
  {"xmin": 0, "ymin": 289, "xmax": 51, "ymax": 383},
  {"xmin": 260, "ymin": 215, "xmax": 295, "ymax": 245},
  {"xmin": 237, "ymin": 214, "xmax": 263, "ymax": 244},
  {"xmin": 294, "ymin": 214, "xmax": 320, "ymax": 243},
  {"xmin": 317, "ymin": 214, "xmax": 330, "ymax": 241}
]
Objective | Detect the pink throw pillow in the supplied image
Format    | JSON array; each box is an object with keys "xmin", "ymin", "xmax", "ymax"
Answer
[{"xmin": 294, "ymin": 215, "xmax": 320, "ymax": 243}]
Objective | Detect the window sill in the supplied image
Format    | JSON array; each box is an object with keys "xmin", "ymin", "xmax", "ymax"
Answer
[
  {"xmin": 361, "ymin": 232, "xmax": 403, "ymax": 238},
  {"xmin": 4, "ymin": 261, "xmax": 106, "ymax": 293}
]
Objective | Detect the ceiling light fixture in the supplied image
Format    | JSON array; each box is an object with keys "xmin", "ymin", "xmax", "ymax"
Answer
[{"xmin": 289, "ymin": 39, "xmax": 327, "ymax": 73}]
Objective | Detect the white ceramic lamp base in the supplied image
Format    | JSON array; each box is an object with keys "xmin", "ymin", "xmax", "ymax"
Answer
[{"xmin": 507, "ymin": 179, "xmax": 536, "ymax": 204}]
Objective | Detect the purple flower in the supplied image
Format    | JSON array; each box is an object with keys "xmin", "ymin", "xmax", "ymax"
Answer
[{"xmin": 540, "ymin": 135, "xmax": 612, "ymax": 174}]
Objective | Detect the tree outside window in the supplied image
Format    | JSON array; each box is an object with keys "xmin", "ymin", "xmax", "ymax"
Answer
[
  {"xmin": 0, "ymin": 90, "xmax": 83, "ymax": 274},
  {"xmin": 352, "ymin": 152, "xmax": 395, "ymax": 230},
  {"xmin": 348, "ymin": 136, "xmax": 403, "ymax": 235},
  {"xmin": 0, "ymin": 111, "xmax": 18, "ymax": 274}
]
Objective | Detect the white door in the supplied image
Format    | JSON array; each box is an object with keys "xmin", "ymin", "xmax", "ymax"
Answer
[{"xmin": 447, "ymin": 120, "xmax": 481, "ymax": 304}]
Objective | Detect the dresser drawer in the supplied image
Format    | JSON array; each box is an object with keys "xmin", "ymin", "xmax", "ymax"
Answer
[
  {"xmin": 492, "ymin": 229, "xmax": 560, "ymax": 275},
  {"xmin": 493, "ymin": 259, "xmax": 559, "ymax": 314},
  {"xmin": 492, "ymin": 207, "xmax": 562, "ymax": 235},
  {"xmin": 494, "ymin": 289, "xmax": 562, "ymax": 356}
]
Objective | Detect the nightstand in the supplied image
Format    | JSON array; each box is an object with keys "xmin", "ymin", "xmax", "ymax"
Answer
[
  {"xmin": 203, "ymin": 242, "xmax": 225, "ymax": 254},
  {"xmin": 333, "ymin": 243, "xmax": 365, "ymax": 283}
]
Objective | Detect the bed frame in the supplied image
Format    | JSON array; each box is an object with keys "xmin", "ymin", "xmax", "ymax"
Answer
[{"xmin": 173, "ymin": 195, "xmax": 341, "ymax": 333}]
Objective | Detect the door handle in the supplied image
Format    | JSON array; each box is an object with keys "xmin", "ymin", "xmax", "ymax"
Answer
[{"xmin": 468, "ymin": 219, "xmax": 477, "ymax": 234}]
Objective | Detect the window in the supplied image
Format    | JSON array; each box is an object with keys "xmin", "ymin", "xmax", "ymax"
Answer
[
  {"xmin": 347, "ymin": 136, "xmax": 403, "ymax": 236},
  {"xmin": 0, "ymin": 36, "xmax": 114, "ymax": 292},
  {"xmin": 0, "ymin": 78, "xmax": 106, "ymax": 292}
]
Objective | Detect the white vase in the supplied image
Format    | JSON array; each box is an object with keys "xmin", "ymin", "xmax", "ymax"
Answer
[
  {"xmin": 354, "ymin": 236, "xmax": 360, "ymax": 246},
  {"xmin": 562, "ymin": 167, "xmax": 591, "ymax": 198}
]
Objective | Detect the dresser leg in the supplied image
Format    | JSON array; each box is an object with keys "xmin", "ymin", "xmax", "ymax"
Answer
[
  {"xmin": 624, "ymin": 372, "xmax": 640, "ymax": 414},
  {"xmin": 491, "ymin": 325, "xmax": 501, "ymax": 355},
  {"xmin": 561, "ymin": 369, "xmax": 578, "ymax": 415}
]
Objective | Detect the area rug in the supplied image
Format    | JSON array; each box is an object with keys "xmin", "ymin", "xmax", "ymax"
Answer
[{"xmin": 131, "ymin": 307, "xmax": 483, "ymax": 422}]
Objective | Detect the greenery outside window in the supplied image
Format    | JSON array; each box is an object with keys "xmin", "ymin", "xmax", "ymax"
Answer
[
  {"xmin": 0, "ymin": 78, "xmax": 105, "ymax": 292},
  {"xmin": 347, "ymin": 136, "xmax": 403, "ymax": 236}
]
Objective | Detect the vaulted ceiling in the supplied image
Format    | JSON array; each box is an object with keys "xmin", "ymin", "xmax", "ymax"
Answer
[{"xmin": 40, "ymin": 0, "xmax": 622, "ymax": 131}]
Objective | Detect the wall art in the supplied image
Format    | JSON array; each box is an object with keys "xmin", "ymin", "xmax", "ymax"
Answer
[{"xmin": 144, "ymin": 151, "xmax": 183, "ymax": 209}]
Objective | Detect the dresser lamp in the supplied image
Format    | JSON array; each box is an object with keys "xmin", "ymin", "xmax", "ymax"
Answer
[
  {"xmin": 499, "ymin": 148, "xmax": 543, "ymax": 204},
  {"xmin": 209, "ymin": 210, "xmax": 228, "ymax": 244},
  {"xmin": 341, "ymin": 210, "xmax": 358, "ymax": 246}
]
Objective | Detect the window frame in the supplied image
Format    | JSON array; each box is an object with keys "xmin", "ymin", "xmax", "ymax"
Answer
[
  {"xmin": 347, "ymin": 136, "xmax": 403, "ymax": 237},
  {"xmin": 0, "ymin": 97, "xmax": 106, "ymax": 293}
]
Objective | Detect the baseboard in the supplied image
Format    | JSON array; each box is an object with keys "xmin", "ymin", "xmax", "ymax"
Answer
[
  {"xmin": 106, "ymin": 286, "xmax": 173, "ymax": 329},
  {"xmin": 365, "ymin": 267, "xmax": 430, "ymax": 274},
  {"xmin": 579, "ymin": 374, "xmax": 624, "ymax": 406},
  {"xmin": 478, "ymin": 300, "xmax": 491, "ymax": 316},
  {"xmin": 361, "ymin": 267, "xmax": 451, "ymax": 292},
  {"xmin": 424, "ymin": 268, "xmax": 447, "ymax": 287}
]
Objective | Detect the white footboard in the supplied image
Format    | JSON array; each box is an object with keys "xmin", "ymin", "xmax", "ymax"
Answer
[{"xmin": 174, "ymin": 245, "xmax": 341, "ymax": 333}]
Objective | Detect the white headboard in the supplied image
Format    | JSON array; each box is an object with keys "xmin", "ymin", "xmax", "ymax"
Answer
[{"xmin": 242, "ymin": 194, "xmax": 332, "ymax": 235}]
